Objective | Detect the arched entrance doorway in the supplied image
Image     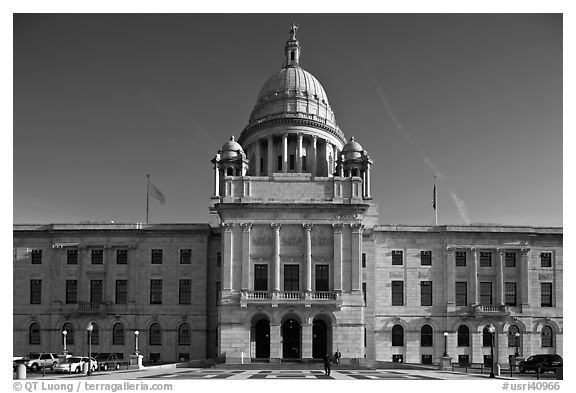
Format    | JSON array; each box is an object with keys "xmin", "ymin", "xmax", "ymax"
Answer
[
  {"xmin": 312, "ymin": 319, "xmax": 328, "ymax": 359},
  {"xmin": 254, "ymin": 319, "xmax": 270, "ymax": 359},
  {"xmin": 282, "ymin": 319, "xmax": 301, "ymax": 359}
]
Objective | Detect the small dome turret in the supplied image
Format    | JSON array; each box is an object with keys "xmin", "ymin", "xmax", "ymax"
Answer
[
  {"xmin": 342, "ymin": 137, "xmax": 364, "ymax": 160},
  {"xmin": 220, "ymin": 136, "xmax": 244, "ymax": 160}
]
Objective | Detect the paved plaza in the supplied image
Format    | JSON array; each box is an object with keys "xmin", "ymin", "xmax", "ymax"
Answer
[{"xmin": 18, "ymin": 366, "xmax": 562, "ymax": 381}]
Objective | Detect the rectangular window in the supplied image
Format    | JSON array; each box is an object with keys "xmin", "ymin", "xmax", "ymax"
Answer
[
  {"xmin": 30, "ymin": 279, "xmax": 42, "ymax": 304},
  {"xmin": 483, "ymin": 355, "xmax": 493, "ymax": 368},
  {"xmin": 302, "ymin": 156, "xmax": 307, "ymax": 171},
  {"xmin": 362, "ymin": 253, "xmax": 366, "ymax": 268},
  {"xmin": 90, "ymin": 280, "xmax": 103, "ymax": 304},
  {"xmin": 67, "ymin": 249, "xmax": 78, "ymax": 265},
  {"xmin": 66, "ymin": 280, "xmax": 78, "ymax": 304},
  {"xmin": 362, "ymin": 282, "xmax": 367, "ymax": 304},
  {"xmin": 505, "ymin": 252, "xmax": 516, "ymax": 267},
  {"xmin": 115, "ymin": 280, "xmax": 128, "ymax": 304},
  {"xmin": 480, "ymin": 251, "xmax": 492, "ymax": 267},
  {"xmin": 216, "ymin": 252, "xmax": 222, "ymax": 267},
  {"xmin": 284, "ymin": 265, "xmax": 299, "ymax": 291},
  {"xmin": 150, "ymin": 279, "xmax": 163, "ymax": 304},
  {"xmin": 505, "ymin": 282, "xmax": 517, "ymax": 306},
  {"xmin": 216, "ymin": 281, "xmax": 221, "ymax": 305},
  {"xmin": 91, "ymin": 249, "xmax": 103, "ymax": 264},
  {"xmin": 277, "ymin": 155, "xmax": 282, "ymax": 171},
  {"xmin": 180, "ymin": 249, "xmax": 192, "ymax": 264},
  {"xmin": 480, "ymin": 282, "xmax": 493, "ymax": 305},
  {"xmin": 541, "ymin": 283, "xmax": 553, "ymax": 307},
  {"xmin": 391, "ymin": 281, "xmax": 404, "ymax": 306},
  {"xmin": 31, "ymin": 249, "xmax": 42, "ymax": 264},
  {"xmin": 455, "ymin": 251, "xmax": 467, "ymax": 266},
  {"xmin": 541, "ymin": 252, "xmax": 552, "ymax": 268},
  {"xmin": 289, "ymin": 154, "xmax": 295, "ymax": 170},
  {"xmin": 420, "ymin": 281, "xmax": 433, "ymax": 306},
  {"xmin": 254, "ymin": 264, "xmax": 268, "ymax": 291},
  {"xmin": 116, "ymin": 249, "xmax": 128, "ymax": 265},
  {"xmin": 179, "ymin": 279, "xmax": 192, "ymax": 305},
  {"xmin": 151, "ymin": 249, "xmax": 163, "ymax": 264},
  {"xmin": 315, "ymin": 264, "xmax": 329, "ymax": 291},
  {"xmin": 392, "ymin": 250, "xmax": 403, "ymax": 265},
  {"xmin": 422, "ymin": 355, "xmax": 433, "ymax": 365},
  {"xmin": 455, "ymin": 282, "xmax": 468, "ymax": 306},
  {"xmin": 420, "ymin": 250, "xmax": 432, "ymax": 266},
  {"xmin": 458, "ymin": 355, "xmax": 470, "ymax": 366}
]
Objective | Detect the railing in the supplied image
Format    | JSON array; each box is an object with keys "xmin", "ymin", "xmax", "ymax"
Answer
[
  {"xmin": 311, "ymin": 291, "xmax": 337, "ymax": 300},
  {"xmin": 78, "ymin": 302, "xmax": 107, "ymax": 313},
  {"xmin": 246, "ymin": 291, "xmax": 272, "ymax": 299},
  {"xmin": 241, "ymin": 290, "xmax": 340, "ymax": 306},
  {"xmin": 472, "ymin": 305, "xmax": 510, "ymax": 314},
  {"xmin": 277, "ymin": 291, "xmax": 302, "ymax": 300}
]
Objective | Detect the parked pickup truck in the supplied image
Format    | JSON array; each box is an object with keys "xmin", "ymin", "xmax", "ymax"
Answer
[{"xmin": 94, "ymin": 353, "xmax": 129, "ymax": 371}]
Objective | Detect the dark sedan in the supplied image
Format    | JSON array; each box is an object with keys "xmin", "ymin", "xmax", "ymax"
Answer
[{"xmin": 519, "ymin": 354, "xmax": 563, "ymax": 373}]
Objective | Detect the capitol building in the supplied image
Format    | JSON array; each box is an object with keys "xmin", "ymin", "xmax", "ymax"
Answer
[{"xmin": 13, "ymin": 25, "xmax": 562, "ymax": 368}]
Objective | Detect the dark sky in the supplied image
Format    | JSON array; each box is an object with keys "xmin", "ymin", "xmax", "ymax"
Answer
[{"xmin": 13, "ymin": 13, "xmax": 563, "ymax": 226}]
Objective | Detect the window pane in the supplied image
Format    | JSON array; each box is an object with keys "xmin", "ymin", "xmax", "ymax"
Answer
[
  {"xmin": 508, "ymin": 325, "xmax": 520, "ymax": 347},
  {"xmin": 149, "ymin": 324, "xmax": 161, "ymax": 345},
  {"xmin": 421, "ymin": 325, "xmax": 433, "ymax": 347},
  {"xmin": 116, "ymin": 280, "xmax": 127, "ymax": 304},
  {"xmin": 392, "ymin": 325, "xmax": 404, "ymax": 346},
  {"xmin": 63, "ymin": 323, "xmax": 74, "ymax": 345},
  {"xmin": 178, "ymin": 324, "xmax": 191, "ymax": 345},
  {"xmin": 505, "ymin": 252, "xmax": 516, "ymax": 267},
  {"xmin": 30, "ymin": 279, "xmax": 42, "ymax": 304},
  {"xmin": 254, "ymin": 264, "xmax": 268, "ymax": 291},
  {"xmin": 116, "ymin": 249, "xmax": 128, "ymax": 264},
  {"xmin": 455, "ymin": 282, "xmax": 467, "ymax": 306},
  {"xmin": 457, "ymin": 325, "xmax": 470, "ymax": 347},
  {"xmin": 420, "ymin": 251, "xmax": 432, "ymax": 266},
  {"xmin": 150, "ymin": 279, "xmax": 163, "ymax": 304},
  {"xmin": 90, "ymin": 280, "xmax": 103, "ymax": 304},
  {"xmin": 392, "ymin": 281, "xmax": 404, "ymax": 306},
  {"xmin": 151, "ymin": 249, "xmax": 163, "ymax": 264},
  {"xmin": 180, "ymin": 249, "xmax": 192, "ymax": 264},
  {"xmin": 179, "ymin": 279, "xmax": 192, "ymax": 305},
  {"xmin": 541, "ymin": 283, "xmax": 553, "ymax": 307},
  {"xmin": 480, "ymin": 251, "xmax": 492, "ymax": 267},
  {"xmin": 505, "ymin": 282, "xmax": 517, "ymax": 306},
  {"xmin": 541, "ymin": 252, "xmax": 552, "ymax": 267},
  {"xmin": 67, "ymin": 249, "xmax": 78, "ymax": 265},
  {"xmin": 113, "ymin": 323, "xmax": 125, "ymax": 345},
  {"xmin": 66, "ymin": 280, "xmax": 78, "ymax": 304},
  {"xmin": 91, "ymin": 249, "xmax": 103, "ymax": 264},
  {"xmin": 29, "ymin": 323, "xmax": 41, "ymax": 345},
  {"xmin": 31, "ymin": 249, "xmax": 42, "ymax": 264},
  {"xmin": 455, "ymin": 251, "xmax": 466, "ymax": 266},
  {"xmin": 541, "ymin": 326, "xmax": 553, "ymax": 347},
  {"xmin": 315, "ymin": 265, "xmax": 329, "ymax": 291},
  {"xmin": 480, "ymin": 282, "xmax": 492, "ymax": 305},
  {"xmin": 284, "ymin": 265, "xmax": 299, "ymax": 291},
  {"xmin": 420, "ymin": 281, "xmax": 432, "ymax": 306},
  {"xmin": 392, "ymin": 250, "xmax": 403, "ymax": 265}
]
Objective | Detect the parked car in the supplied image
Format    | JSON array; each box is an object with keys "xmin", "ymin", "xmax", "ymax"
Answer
[
  {"xmin": 53, "ymin": 357, "xmax": 85, "ymax": 374},
  {"xmin": 13, "ymin": 357, "xmax": 28, "ymax": 371},
  {"xmin": 519, "ymin": 354, "xmax": 563, "ymax": 373},
  {"xmin": 84, "ymin": 357, "xmax": 99, "ymax": 373},
  {"xmin": 24, "ymin": 353, "xmax": 60, "ymax": 372},
  {"xmin": 95, "ymin": 353, "xmax": 126, "ymax": 371}
]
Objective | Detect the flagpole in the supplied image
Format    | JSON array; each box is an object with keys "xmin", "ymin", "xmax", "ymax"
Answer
[
  {"xmin": 434, "ymin": 176, "xmax": 438, "ymax": 226},
  {"xmin": 146, "ymin": 174, "xmax": 150, "ymax": 224}
]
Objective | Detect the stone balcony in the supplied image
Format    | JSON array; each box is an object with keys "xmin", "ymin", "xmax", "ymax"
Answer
[
  {"xmin": 471, "ymin": 304, "xmax": 510, "ymax": 316},
  {"xmin": 77, "ymin": 302, "xmax": 110, "ymax": 314},
  {"xmin": 240, "ymin": 290, "xmax": 342, "ymax": 308}
]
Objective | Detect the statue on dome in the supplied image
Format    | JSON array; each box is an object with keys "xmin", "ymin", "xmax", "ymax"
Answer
[{"xmin": 290, "ymin": 23, "xmax": 298, "ymax": 40}]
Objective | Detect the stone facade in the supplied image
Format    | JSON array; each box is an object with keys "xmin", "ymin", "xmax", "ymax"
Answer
[{"xmin": 13, "ymin": 26, "xmax": 562, "ymax": 367}]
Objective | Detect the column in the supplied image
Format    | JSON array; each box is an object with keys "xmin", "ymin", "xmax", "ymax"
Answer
[
  {"xmin": 213, "ymin": 159, "xmax": 220, "ymax": 197},
  {"xmin": 497, "ymin": 249, "xmax": 505, "ymax": 306},
  {"xmin": 520, "ymin": 248, "xmax": 530, "ymax": 311},
  {"xmin": 282, "ymin": 133, "xmax": 288, "ymax": 173},
  {"xmin": 270, "ymin": 323, "xmax": 282, "ymax": 361},
  {"xmin": 272, "ymin": 224, "xmax": 281, "ymax": 292},
  {"xmin": 303, "ymin": 224, "xmax": 313, "ymax": 293},
  {"xmin": 333, "ymin": 224, "xmax": 343, "ymax": 292},
  {"xmin": 351, "ymin": 224, "xmax": 363, "ymax": 292},
  {"xmin": 311, "ymin": 136, "xmax": 317, "ymax": 177},
  {"xmin": 241, "ymin": 223, "xmax": 252, "ymax": 291},
  {"xmin": 471, "ymin": 249, "xmax": 479, "ymax": 305},
  {"xmin": 446, "ymin": 248, "xmax": 456, "ymax": 309},
  {"xmin": 296, "ymin": 133, "xmax": 303, "ymax": 173},
  {"xmin": 104, "ymin": 246, "xmax": 114, "ymax": 303},
  {"xmin": 365, "ymin": 163, "xmax": 371, "ymax": 198},
  {"xmin": 222, "ymin": 223, "xmax": 234, "ymax": 291},
  {"xmin": 255, "ymin": 141, "xmax": 261, "ymax": 176},
  {"xmin": 267, "ymin": 135, "xmax": 274, "ymax": 176},
  {"xmin": 302, "ymin": 323, "xmax": 313, "ymax": 360},
  {"xmin": 79, "ymin": 247, "xmax": 88, "ymax": 302},
  {"xmin": 326, "ymin": 142, "xmax": 333, "ymax": 175},
  {"xmin": 332, "ymin": 145, "xmax": 338, "ymax": 174}
]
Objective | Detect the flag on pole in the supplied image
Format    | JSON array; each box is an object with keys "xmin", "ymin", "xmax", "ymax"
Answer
[
  {"xmin": 432, "ymin": 182, "xmax": 436, "ymax": 210},
  {"xmin": 149, "ymin": 181, "xmax": 166, "ymax": 204}
]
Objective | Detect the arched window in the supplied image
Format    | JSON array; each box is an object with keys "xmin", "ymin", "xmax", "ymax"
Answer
[
  {"xmin": 541, "ymin": 326, "xmax": 553, "ymax": 347},
  {"xmin": 508, "ymin": 325, "xmax": 520, "ymax": 347},
  {"xmin": 392, "ymin": 324, "xmax": 404, "ymax": 347},
  {"xmin": 483, "ymin": 325, "xmax": 494, "ymax": 347},
  {"xmin": 150, "ymin": 323, "xmax": 162, "ymax": 346},
  {"xmin": 457, "ymin": 325, "xmax": 470, "ymax": 347},
  {"xmin": 88, "ymin": 323, "xmax": 100, "ymax": 345},
  {"xmin": 178, "ymin": 323, "xmax": 191, "ymax": 346},
  {"xmin": 63, "ymin": 322, "xmax": 74, "ymax": 345},
  {"xmin": 421, "ymin": 324, "xmax": 433, "ymax": 347},
  {"xmin": 29, "ymin": 323, "xmax": 40, "ymax": 345},
  {"xmin": 227, "ymin": 167, "xmax": 234, "ymax": 176},
  {"xmin": 112, "ymin": 323, "xmax": 125, "ymax": 346}
]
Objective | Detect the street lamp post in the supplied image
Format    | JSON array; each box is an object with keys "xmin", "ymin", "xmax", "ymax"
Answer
[
  {"xmin": 62, "ymin": 330, "xmax": 68, "ymax": 354},
  {"xmin": 514, "ymin": 332, "xmax": 520, "ymax": 357},
  {"xmin": 488, "ymin": 325, "xmax": 496, "ymax": 378},
  {"xmin": 134, "ymin": 330, "xmax": 140, "ymax": 355},
  {"xmin": 86, "ymin": 323, "xmax": 93, "ymax": 376},
  {"xmin": 443, "ymin": 332, "xmax": 448, "ymax": 357}
]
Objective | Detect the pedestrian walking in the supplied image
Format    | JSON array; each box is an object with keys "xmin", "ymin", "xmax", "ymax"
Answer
[
  {"xmin": 323, "ymin": 353, "xmax": 332, "ymax": 376},
  {"xmin": 334, "ymin": 349, "xmax": 341, "ymax": 365}
]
